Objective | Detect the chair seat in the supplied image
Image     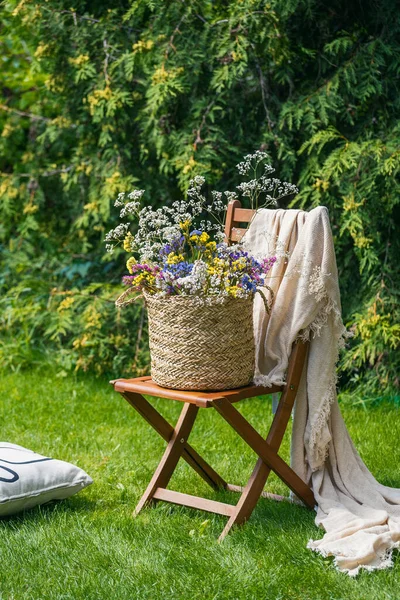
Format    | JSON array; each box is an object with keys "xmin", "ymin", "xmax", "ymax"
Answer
[{"xmin": 110, "ymin": 376, "xmax": 283, "ymax": 408}]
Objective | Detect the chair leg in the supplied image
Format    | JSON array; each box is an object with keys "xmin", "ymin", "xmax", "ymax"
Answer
[
  {"xmin": 122, "ymin": 391, "xmax": 227, "ymax": 490},
  {"xmin": 212, "ymin": 397, "xmax": 315, "ymax": 510},
  {"xmin": 219, "ymin": 341, "xmax": 310, "ymax": 539},
  {"xmin": 218, "ymin": 387, "xmax": 297, "ymax": 539},
  {"xmin": 134, "ymin": 403, "xmax": 199, "ymax": 515},
  {"xmin": 219, "ymin": 458, "xmax": 268, "ymax": 540}
]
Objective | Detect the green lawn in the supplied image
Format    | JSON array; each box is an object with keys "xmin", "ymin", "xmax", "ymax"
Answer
[{"xmin": 0, "ymin": 370, "xmax": 399, "ymax": 600}]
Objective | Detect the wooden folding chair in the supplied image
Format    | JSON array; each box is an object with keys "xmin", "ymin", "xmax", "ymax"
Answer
[{"xmin": 111, "ymin": 200, "xmax": 315, "ymax": 541}]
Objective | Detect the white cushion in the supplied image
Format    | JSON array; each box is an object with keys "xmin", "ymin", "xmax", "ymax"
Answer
[{"xmin": 0, "ymin": 443, "xmax": 93, "ymax": 516}]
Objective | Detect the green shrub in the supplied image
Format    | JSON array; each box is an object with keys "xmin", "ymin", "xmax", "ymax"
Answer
[{"xmin": 1, "ymin": 0, "xmax": 399, "ymax": 397}]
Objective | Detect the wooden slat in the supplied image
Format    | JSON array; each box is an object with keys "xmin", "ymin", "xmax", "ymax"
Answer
[
  {"xmin": 153, "ymin": 488, "xmax": 235, "ymax": 517},
  {"xmin": 223, "ymin": 384, "xmax": 283, "ymax": 403},
  {"xmin": 226, "ymin": 484, "xmax": 287, "ymax": 503},
  {"xmin": 224, "ymin": 198, "xmax": 242, "ymax": 243},
  {"xmin": 113, "ymin": 378, "xmax": 283, "ymax": 406},
  {"xmin": 233, "ymin": 208, "xmax": 256, "ymax": 223},
  {"xmin": 116, "ymin": 379, "xmax": 208, "ymax": 407},
  {"xmin": 230, "ymin": 227, "xmax": 247, "ymax": 242}
]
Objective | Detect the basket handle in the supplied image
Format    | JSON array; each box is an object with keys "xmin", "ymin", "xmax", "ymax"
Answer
[
  {"xmin": 256, "ymin": 286, "xmax": 274, "ymax": 315},
  {"xmin": 116, "ymin": 286, "xmax": 274, "ymax": 312},
  {"xmin": 115, "ymin": 287, "xmax": 142, "ymax": 308}
]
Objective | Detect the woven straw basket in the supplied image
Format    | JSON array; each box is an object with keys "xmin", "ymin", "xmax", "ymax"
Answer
[
  {"xmin": 143, "ymin": 291, "xmax": 255, "ymax": 390},
  {"xmin": 116, "ymin": 287, "xmax": 272, "ymax": 391}
]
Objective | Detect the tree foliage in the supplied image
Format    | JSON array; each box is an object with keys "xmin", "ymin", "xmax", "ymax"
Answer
[{"xmin": 1, "ymin": 0, "xmax": 399, "ymax": 397}]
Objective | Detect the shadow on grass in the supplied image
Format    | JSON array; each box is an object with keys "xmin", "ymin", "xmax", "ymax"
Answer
[
  {"xmin": 138, "ymin": 488, "xmax": 316, "ymax": 538},
  {"xmin": 0, "ymin": 495, "xmax": 97, "ymax": 527},
  {"xmin": 375, "ymin": 476, "xmax": 400, "ymax": 488}
]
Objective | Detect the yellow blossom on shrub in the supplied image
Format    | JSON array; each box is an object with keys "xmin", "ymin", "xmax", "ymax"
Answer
[
  {"xmin": 354, "ymin": 235, "xmax": 373, "ymax": 249},
  {"xmin": 87, "ymin": 86, "xmax": 113, "ymax": 114},
  {"xmin": 44, "ymin": 76, "xmax": 64, "ymax": 93},
  {"xmin": 21, "ymin": 151, "xmax": 34, "ymax": 164},
  {"xmin": 23, "ymin": 202, "xmax": 39, "ymax": 214},
  {"xmin": 58, "ymin": 297, "xmax": 75, "ymax": 312},
  {"xmin": 84, "ymin": 308, "xmax": 101, "ymax": 330},
  {"xmin": 152, "ymin": 65, "xmax": 184, "ymax": 85},
  {"xmin": 50, "ymin": 116, "xmax": 72, "ymax": 128},
  {"xmin": 152, "ymin": 64, "xmax": 168, "ymax": 84},
  {"xmin": 1, "ymin": 124, "xmax": 14, "ymax": 138},
  {"xmin": 183, "ymin": 156, "xmax": 197, "ymax": 174},
  {"xmin": 72, "ymin": 335, "xmax": 88, "ymax": 349},
  {"xmin": 34, "ymin": 43, "xmax": 51, "ymax": 59},
  {"xmin": 69, "ymin": 54, "xmax": 90, "ymax": 67},
  {"xmin": 313, "ymin": 178, "xmax": 330, "ymax": 192},
  {"xmin": 12, "ymin": 0, "xmax": 28, "ymax": 16},
  {"xmin": 132, "ymin": 39, "xmax": 154, "ymax": 53},
  {"xmin": 0, "ymin": 178, "xmax": 18, "ymax": 199},
  {"xmin": 343, "ymin": 193, "xmax": 365, "ymax": 212}
]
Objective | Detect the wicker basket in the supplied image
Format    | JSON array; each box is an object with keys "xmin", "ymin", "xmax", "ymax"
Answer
[
  {"xmin": 142, "ymin": 292, "xmax": 255, "ymax": 391},
  {"xmin": 116, "ymin": 286, "xmax": 272, "ymax": 391}
]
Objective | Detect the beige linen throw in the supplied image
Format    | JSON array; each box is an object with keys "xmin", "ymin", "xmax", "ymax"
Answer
[{"xmin": 244, "ymin": 206, "xmax": 400, "ymax": 576}]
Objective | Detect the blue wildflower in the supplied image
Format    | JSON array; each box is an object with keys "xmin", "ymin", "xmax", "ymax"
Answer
[
  {"xmin": 161, "ymin": 261, "xmax": 193, "ymax": 279},
  {"xmin": 159, "ymin": 243, "xmax": 172, "ymax": 257},
  {"xmin": 240, "ymin": 274, "xmax": 257, "ymax": 292},
  {"xmin": 159, "ymin": 235, "xmax": 185, "ymax": 258}
]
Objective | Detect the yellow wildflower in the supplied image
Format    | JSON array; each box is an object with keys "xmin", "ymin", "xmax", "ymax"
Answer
[
  {"xmin": 126, "ymin": 256, "xmax": 137, "ymax": 273},
  {"xmin": 232, "ymin": 258, "xmax": 246, "ymax": 271},
  {"xmin": 166, "ymin": 252, "xmax": 184, "ymax": 265},
  {"xmin": 134, "ymin": 273, "xmax": 145, "ymax": 286},
  {"xmin": 123, "ymin": 232, "xmax": 134, "ymax": 253},
  {"xmin": 199, "ymin": 232, "xmax": 209, "ymax": 244},
  {"xmin": 179, "ymin": 220, "xmax": 191, "ymax": 231},
  {"xmin": 147, "ymin": 274, "xmax": 156, "ymax": 286},
  {"xmin": 226, "ymin": 285, "xmax": 240, "ymax": 298},
  {"xmin": 213, "ymin": 258, "xmax": 225, "ymax": 268}
]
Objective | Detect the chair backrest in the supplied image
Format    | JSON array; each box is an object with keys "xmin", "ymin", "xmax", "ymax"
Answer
[{"xmin": 224, "ymin": 199, "xmax": 255, "ymax": 244}]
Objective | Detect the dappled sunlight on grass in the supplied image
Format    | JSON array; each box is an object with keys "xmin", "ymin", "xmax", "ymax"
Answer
[{"xmin": 0, "ymin": 370, "xmax": 399, "ymax": 599}]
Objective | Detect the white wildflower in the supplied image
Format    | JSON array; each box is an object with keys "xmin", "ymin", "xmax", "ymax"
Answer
[{"xmin": 224, "ymin": 191, "xmax": 238, "ymax": 202}]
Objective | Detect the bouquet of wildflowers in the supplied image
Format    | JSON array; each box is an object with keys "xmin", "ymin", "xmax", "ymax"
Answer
[{"xmin": 105, "ymin": 152, "xmax": 297, "ymax": 303}]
